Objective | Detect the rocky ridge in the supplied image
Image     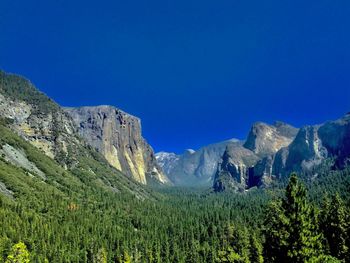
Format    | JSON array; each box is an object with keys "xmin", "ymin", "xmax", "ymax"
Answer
[
  {"xmin": 214, "ymin": 122, "xmax": 298, "ymax": 191},
  {"xmin": 214, "ymin": 114, "xmax": 350, "ymax": 192},
  {"xmin": 0, "ymin": 70, "xmax": 169, "ymax": 186}
]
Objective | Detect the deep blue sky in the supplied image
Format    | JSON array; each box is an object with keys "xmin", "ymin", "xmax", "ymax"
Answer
[{"xmin": 1, "ymin": 0, "xmax": 350, "ymax": 153}]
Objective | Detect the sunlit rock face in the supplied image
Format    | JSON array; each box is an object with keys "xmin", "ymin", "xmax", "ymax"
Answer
[
  {"xmin": 65, "ymin": 106, "xmax": 170, "ymax": 185},
  {"xmin": 244, "ymin": 121, "xmax": 298, "ymax": 157}
]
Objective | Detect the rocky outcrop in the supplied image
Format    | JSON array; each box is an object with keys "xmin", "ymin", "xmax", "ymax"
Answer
[
  {"xmin": 215, "ymin": 113, "xmax": 350, "ymax": 192},
  {"xmin": 156, "ymin": 139, "xmax": 239, "ymax": 186},
  {"xmin": 244, "ymin": 121, "xmax": 298, "ymax": 157},
  {"xmin": 318, "ymin": 113, "xmax": 350, "ymax": 167},
  {"xmin": 0, "ymin": 71, "xmax": 78, "ymax": 165},
  {"xmin": 213, "ymin": 144, "xmax": 259, "ymax": 192},
  {"xmin": 214, "ymin": 122, "xmax": 298, "ymax": 191},
  {"xmin": 65, "ymin": 106, "xmax": 170, "ymax": 185},
  {"xmin": 268, "ymin": 114, "xmax": 350, "ymax": 178}
]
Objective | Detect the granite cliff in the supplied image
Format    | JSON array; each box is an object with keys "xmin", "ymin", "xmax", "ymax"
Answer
[
  {"xmin": 213, "ymin": 122, "xmax": 298, "ymax": 191},
  {"xmin": 214, "ymin": 114, "xmax": 350, "ymax": 192},
  {"xmin": 65, "ymin": 106, "xmax": 169, "ymax": 185},
  {"xmin": 0, "ymin": 70, "xmax": 169, "ymax": 188}
]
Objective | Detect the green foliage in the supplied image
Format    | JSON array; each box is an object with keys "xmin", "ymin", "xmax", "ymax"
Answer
[
  {"xmin": 0, "ymin": 119, "xmax": 349, "ymax": 262},
  {"xmin": 0, "ymin": 71, "xmax": 59, "ymax": 115},
  {"xmin": 216, "ymin": 247, "xmax": 243, "ymax": 262},
  {"xmin": 116, "ymin": 251, "xmax": 131, "ymax": 263},
  {"xmin": 307, "ymin": 255, "xmax": 342, "ymax": 263},
  {"xmin": 320, "ymin": 193, "xmax": 349, "ymax": 260},
  {"xmin": 249, "ymin": 233, "xmax": 263, "ymax": 263},
  {"xmin": 264, "ymin": 173, "xmax": 324, "ymax": 263},
  {"xmin": 93, "ymin": 247, "xmax": 107, "ymax": 263},
  {"xmin": 5, "ymin": 242, "xmax": 30, "ymax": 263}
]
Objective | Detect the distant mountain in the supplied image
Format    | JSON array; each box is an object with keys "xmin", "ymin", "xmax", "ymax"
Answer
[
  {"xmin": 157, "ymin": 121, "xmax": 299, "ymax": 188},
  {"xmin": 214, "ymin": 114, "xmax": 350, "ymax": 192},
  {"xmin": 156, "ymin": 139, "xmax": 239, "ymax": 186},
  {"xmin": 155, "ymin": 152, "xmax": 180, "ymax": 175}
]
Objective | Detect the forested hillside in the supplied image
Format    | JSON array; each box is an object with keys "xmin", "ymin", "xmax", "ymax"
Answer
[{"xmin": 0, "ymin": 120, "xmax": 349, "ymax": 262}]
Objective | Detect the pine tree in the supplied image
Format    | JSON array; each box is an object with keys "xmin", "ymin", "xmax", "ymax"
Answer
[
  {"xmin": 249, "ymin": 233, "xmax": 263, "ymax": 263},
  {"xmin": 5, "ymin": 242, "xmax": 30, "ymax": 263},
  {"xmin": 263, "ymin": 200, "xmax": 289, "ymax": 262},
  {"xmin": 216, "ymin": 247, "xmax": 242, "ymax": 262},
  {"xmin": 94, "ymin": 247, "xmax": 107, "ymax": 263},
  {"xmin": 320, "ymin": 193, "xmax": 348, "ymax": 260},
  {"xmin": 0, "ymin": 237, "xmax": 10, "ymax": 262},
  {"xmin": 264, "ymin": 173, "xmax": 323, "ymax": 263},
  {"xmin": 282, "ymin": 173, "xmax": 322, "ymax": 262},
  {"xmin": 116, "ymin": 251, "xmax": 131, "ymax": 263}
]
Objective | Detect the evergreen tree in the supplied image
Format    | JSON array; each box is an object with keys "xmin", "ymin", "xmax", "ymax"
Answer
[
  {"xmin": 0, "ymin": 237, "xmax": 10, "ymax": 262},
  {"xmin": 263, "ymin": 200, "xmax": 289, "ymax": 262},
  {"xmin": 94, "ymin": 247, "xmax": 107, "ymax": 263},
  {"xmin": 264, "ymin": 173, "xmax": 323, "ymax": 263},
  {"xmin": 5, "ymin": 242, "xmax": 30, "ymax": 263},
  {"xmin": 216, "ymin": 247, "xmax": 243, "ymax": 262},
  {"xmin": 116, "ymin": 251, "xmax": 131, "ymax": 263},
  {"xmin": 320, "ymin": 193, "xmax": 348, "ymax": 260},
  {"xmin": 249, "ymin": 233, "xmax": 263, "ymax": 263},
  {"xmin": 282, "ymin": 173, "xmax": 322, "ymax": 262}
]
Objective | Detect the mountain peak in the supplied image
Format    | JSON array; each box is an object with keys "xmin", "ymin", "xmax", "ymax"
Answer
[{"xmin": 243, "ymin": 121, "xmax": 298, "ymax": 157}]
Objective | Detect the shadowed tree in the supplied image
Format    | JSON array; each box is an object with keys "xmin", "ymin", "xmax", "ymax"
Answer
[
  {"xmin": 320, "ymin": 193, "xmax": 348, "ymax": 260},
  {"xmin": 264, "ymin": 173, "xmax": 323, "ymax": 263}
]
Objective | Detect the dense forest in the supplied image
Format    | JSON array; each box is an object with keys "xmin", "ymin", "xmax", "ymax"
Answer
[
  {"xmin": 0, "ymin": 102, "xmax": 349, "ymax": 262},
  {"xmin": 1, "ymin": 158, "xmax": 350, "ymax": 262}
]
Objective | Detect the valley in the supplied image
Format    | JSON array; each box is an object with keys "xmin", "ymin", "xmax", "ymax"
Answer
[{"xmin": 0, "ymin": 71, "xmax": 349, "ymax": 262}]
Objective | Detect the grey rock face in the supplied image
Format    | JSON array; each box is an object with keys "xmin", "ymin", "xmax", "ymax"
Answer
[
  {"xmin": 214, "ymin": 122, "xmax": 299, "ymax": 191},
  {"xmin": 156, "ymin": 139, "xmax": 239, "ymax": 186},
  {"xmin": 213, "ymin": 143, "xmax": 259, "ymax": 192},
  {"xmin": 244, "ymin": 121, "xmax": 298, "ymax": 157},
  {"xmin": 231, "ymin": 113, "xmax": 350, "ymax": 192},
  {"xmin": 65, "ymin": 106, "xmax": 170, "ymax": 185},
  {"xmin": 318, "ymin": 113, "xmax": 350, "ymax": 167}
]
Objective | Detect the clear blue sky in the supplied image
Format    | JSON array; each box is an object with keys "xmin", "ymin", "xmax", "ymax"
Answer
[{"xmin": 1, "ymin": 0, "xmax": 349, "ymax": 153}]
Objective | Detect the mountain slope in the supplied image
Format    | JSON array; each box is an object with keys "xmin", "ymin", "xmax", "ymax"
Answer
[
  {"xmin": 0, "ymin": 121, "xmax": 153, "ymax": 202},
  {"xmin": 0, "ymin": 70, "xmax": 164, "ymax": 194}
]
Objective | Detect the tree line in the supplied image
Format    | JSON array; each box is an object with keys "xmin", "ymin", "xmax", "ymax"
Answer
[{"xmin": 0, "ymin": 170, "xmax": 349, "ymax": 262}]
